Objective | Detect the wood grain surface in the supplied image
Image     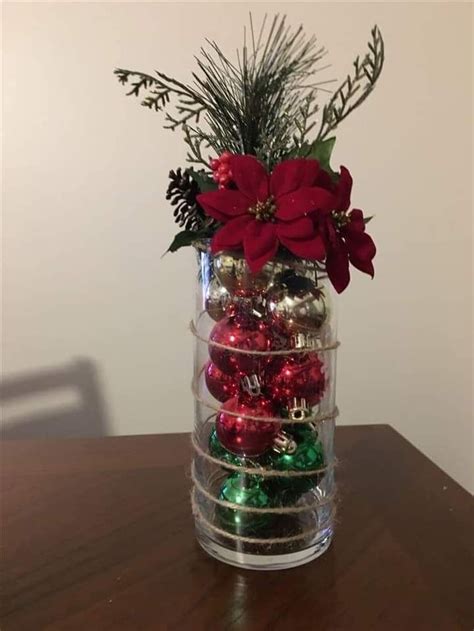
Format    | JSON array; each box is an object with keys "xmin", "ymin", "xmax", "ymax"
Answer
[{"xmin": 1, "ymin": 425, "xmax": 472, "ymax": 630}]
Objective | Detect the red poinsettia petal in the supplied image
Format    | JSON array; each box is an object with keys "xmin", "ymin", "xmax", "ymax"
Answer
[
  {"xmin": 324, "ymin": 216, "xmax": 341, "ymax": 248},
  {"xmin": 326, "ymin": 240, "xmax": 350, "ymax": 294},
  {"xmin": 197, "ymin": 190, "xmax": 250, "ymax": 223},
  {"xmin": 276, "ymin": 187, "xmax": 335, "ymax": 221},
  {"xmin": 276, "ymin": 216, "xmax": 314, "ymax": 239},
  {"xmin": 345, "ymin": 231, "xmax": 376, "ymax": 277},
  {"xmin": 210, "ymin": 215, "xmax": 254, "ymax": 253},
  {"xmin": 279, "ymin": 232, "xmax": 326, "ymax": 261},
  {"xmin": 270, "ymin": 159, "xmax": 320, "ymax": 198},
  {"xmin": 229, "ymin": 155, "xmax": 269, "ymax": 202},
  {"xmin": 334, "ymin": 166, "xmax": 353, "ymax": 212},
  {"xmin": 315, "ymin": 168, "xmax": 335, "ymax": 192},
  {"xmin": 243, "ymin": 221, "xmax": 279, "ymax": 273},
  {"xmin": 345, "ymin": 208, "xmax": 365, "ymax": 233},
  {"xmin": 351, "ymin": 256, "xmax": 375, "ymax": 278}
]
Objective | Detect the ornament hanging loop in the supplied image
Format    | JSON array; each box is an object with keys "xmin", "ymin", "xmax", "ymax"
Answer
[{"xmin": 241, "ymin": 374, "xmax": 262, "ymax": 397}]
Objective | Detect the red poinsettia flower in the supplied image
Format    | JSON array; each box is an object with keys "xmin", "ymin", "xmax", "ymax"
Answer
[
  {"xmin": 196, "ymin": 155, "xmax": 335, "ymax": 273},
  {"xmin": 315, "ymin": 166, "xmax": 376, "ymax": 293}
]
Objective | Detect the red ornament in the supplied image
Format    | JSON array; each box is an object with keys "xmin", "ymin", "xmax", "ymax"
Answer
[
  {"xmin": 268, "ymin": 353, "xmax": 325, "ymax": 406},
  {"xmin": 204, "ymin": 361, "xmax": 238, "ymax": 402},
  {"xmin": 216, "ymin": 394, "xmax": 280, "ymax": 456},
  {"xmin": 210, "ymin": 158, "xmax": 220, "ymax": 171},
  {"xmin": 209, "ymin": 315, "xmax": 274, "ymax": 375}
]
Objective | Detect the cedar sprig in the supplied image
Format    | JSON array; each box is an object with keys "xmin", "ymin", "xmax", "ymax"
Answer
[
  {"xmin": 114, "ymin": 68, "xmax": 206, "ymax": 127},
  {"xmin": 317, "ymin": 26, "xmax": 384, "ymax": 141}
]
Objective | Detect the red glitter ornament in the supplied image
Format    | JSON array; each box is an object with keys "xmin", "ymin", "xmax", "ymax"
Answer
[
  {"xmin": 216, "ymin": 394, "xmax": 280, "ymax": 456},
  {"xmin": 204, "ymin": 361, "xmax": 238, "ymax": 402},
  {"xmin": 268, "ymin": 353, "xmax": 326, "ymax": 406},
  {"xmin": 209, "ymin": 314, "xmax": 274, "ymax": 375}
]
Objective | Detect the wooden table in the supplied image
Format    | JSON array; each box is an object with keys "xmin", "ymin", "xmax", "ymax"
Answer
[{"xmin": 1, "ymin": 425, "xmax": 472, "ymax": 630}]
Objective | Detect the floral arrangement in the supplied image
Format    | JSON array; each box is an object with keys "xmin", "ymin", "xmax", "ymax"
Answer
[
  {"xmin": 115, "ymin": 15, "xmax": 383, "ymax": 293},
  {"xmin": 115, "ymin": 15, "xmax": 385, "ymax": 568}
]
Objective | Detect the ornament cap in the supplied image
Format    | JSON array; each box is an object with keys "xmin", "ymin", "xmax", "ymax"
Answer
[
  {"xmin": 241, "ymin": 374, "xmax": 262, "ymax": 397},
  {"xmin": 273, "ymin": 430, "xmax": 297, "ymax": 455},
  {"xmin": 289, "ymin": 397, "xmax": 310, "ymax": 422},
  {"xmin": 292, "ymin": 332, "xmax": 318, "ymax": 350}
]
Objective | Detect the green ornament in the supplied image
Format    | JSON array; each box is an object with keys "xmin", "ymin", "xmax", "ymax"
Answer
[
  {"xmin": 208, "ymin": 428, "xmax": 244, "ymax": 468},
  {"xmin": 217, "ymin": 473, "xmax": 272, "ymax": 535},
  {"xmin": 209, "ymin": 427, "xmax": 265, "ymax": 471},
  {"xmin": 287, "ymin": 422, "xmax": 318, "ymax": 441},
  {"xmin": 266, "ymin": 435, "xmax": 326, "ymax": 505},
  {"xmin": 275, "ymin": 435, "xmax": 324, "ymax": 472}
]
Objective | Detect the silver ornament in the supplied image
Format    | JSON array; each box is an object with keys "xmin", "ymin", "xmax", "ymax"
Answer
[
  {"xmin": 267, "ymin": 272, "xmax": 328, "ymax": 334},
  {"xmin": 205, "ymin": 278, "xmax": 232, "ymax": 321},
  {"xmin": 214, "ymin": 253, "xmax": 277, "ymax": 295}
]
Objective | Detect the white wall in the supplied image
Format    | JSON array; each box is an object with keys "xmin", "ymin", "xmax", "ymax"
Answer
[{"xmin": 2, "ymin": 3, "xmax": 472, "ymax": 491}]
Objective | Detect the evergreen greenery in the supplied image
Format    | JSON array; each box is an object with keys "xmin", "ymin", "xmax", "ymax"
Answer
[
  {"xmin": 115, "ymin": 16, "xmax": 383, "ymax": 169},
  {"xmin": 317, "ymin": 26, "xmax": 384, "ymax": 141},
  {"xmin": 116, "ymin": 14, "xmax": 331, "ymax": 168},
  {"xmin": 114, "ymin": 14, "xmax": 384, "ymax": 253}
]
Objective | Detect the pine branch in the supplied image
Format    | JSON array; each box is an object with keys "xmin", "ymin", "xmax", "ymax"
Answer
[
  {"xmin": 114, "ymin": 15, "xmax": 332, "ymax": 169},
  {"xmin": 317, "ymin": 26, "xmax": 384, "ymax": 141}
]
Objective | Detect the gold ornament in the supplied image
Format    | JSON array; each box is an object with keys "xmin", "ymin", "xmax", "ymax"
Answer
[
  {"xmin": 214, "ymin": 253, "xmax": 276, "ymax": 295},
  {"xmin": 267, "ymin": 271, "xmax": 328, "ymax": 334},
  {"xmin": 205, "ymin": 278, "xmax": 232, "ymax": 321}
]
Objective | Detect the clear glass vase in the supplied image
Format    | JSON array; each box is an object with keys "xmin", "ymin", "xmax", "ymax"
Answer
[{"xmin": 191, "ymin": 243, "xmax": 338, "ymax": 570}]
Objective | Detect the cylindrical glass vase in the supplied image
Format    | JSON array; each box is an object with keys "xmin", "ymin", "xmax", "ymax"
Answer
[{"xmin": 191, "ymin": 244, "xmax": 338, "ymax": 570}]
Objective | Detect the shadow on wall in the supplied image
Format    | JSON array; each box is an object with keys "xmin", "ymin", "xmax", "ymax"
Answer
[{"xmin": 0, "ymin": 358, "xmax": 111, "ymax": 439}]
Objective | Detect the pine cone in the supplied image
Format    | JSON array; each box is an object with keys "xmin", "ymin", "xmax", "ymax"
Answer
[{"xmin": 166, "ymin": 168, "xmax": 207, "ymax": 231}]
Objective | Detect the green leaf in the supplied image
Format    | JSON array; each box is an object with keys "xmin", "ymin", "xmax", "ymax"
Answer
[
  {"xmin": 186, "ymin": 168, "xmax": 217, "ymax": 193},
  {"xmin": 165, "ymin": 227, "xmax": 214, "ymax": 254},
  {"xmin": 287, "ymin": 137, "xmax": 337, "ymax": 178},
  {"xmin": 166, "ymin": 230, "xmax": 199, "ymax": 254},
  {"xmin": 304, "ymin": 137, "xmax": 336, "ymax": 174},
  {"xmin": 364, "ymin": 215, "xmax": 374, "ymax": 224}
]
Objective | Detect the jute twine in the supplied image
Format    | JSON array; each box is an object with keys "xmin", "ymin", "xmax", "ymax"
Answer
[
  {"xmin": 191, "ymin": 373, "xmax": 339, "ymax": 425},
  {"xmin": 192, "ymin": 432, "xmax": 336, "ymax": 478},
  {"xmin": 191, "ymin": 463, "xmax": 336, "ymax": 514},
  {"xmin": 191, "ymin": 491, "xmax": 336, "ymax": 545},
  {"xmin": 190, "ymin": 319, "xmax": 340, "ymax": 355}
]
